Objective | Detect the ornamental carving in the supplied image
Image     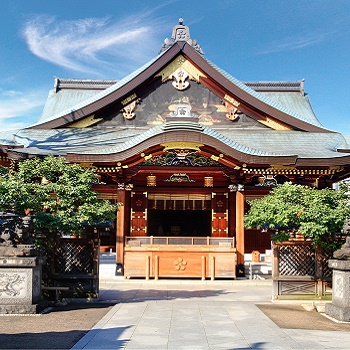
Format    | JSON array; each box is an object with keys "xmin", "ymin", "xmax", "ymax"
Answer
[
  {"xmin": 171, "ymin": 68, "xmax": 189, "ymax": 90},
  {"xmin": 122, "ymin": 100, "xmax": 140, "ymax": 120},
  {"xmin": 256, "ymin": 175, "xmax": 278, "ymax": 187},
  {"xmin": 140, "ymin": 152, "xmax": 221, "ymax": 167},
  {"xmin": 165, "ymin": 173, "xmax": 195, "ymax": 183},
  {"xmin": 0, "ymin": 273, "xmax": 25, "ymax": 297},
  {"xmin": 159, "ymin": 19, "xmax": 204, "ymax": 54},
  {"xmin": 174, "ymin": 257, "xmax": 187, "ymax": 271},
  {"xmin": 155, "ymin": 55, "xmax": 206, "ymax": 84},
  {"xmin": 223, "ymin": 101, "xmax": 240, "ymax": 121}
]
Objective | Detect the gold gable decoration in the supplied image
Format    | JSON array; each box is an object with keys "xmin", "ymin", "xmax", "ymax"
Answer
[
  {"xmin": 161, "ymin": 142, "xmax": 203, "ymax": 152},
  {"xmin": 258, "ymin": 116, "xmax": 292, "ymax": 130},
  {"xmin": 155, "ymin": 55, "xmax": 206, "ymax": 85},
  {"xmin": 68, "ymin": 115, "xmax": 102, "ymax": 128}
]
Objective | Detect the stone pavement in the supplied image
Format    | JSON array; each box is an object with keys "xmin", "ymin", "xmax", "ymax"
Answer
[{"xmin": 71, "ymin": 279, "xmax": 350, "ymax": 350}]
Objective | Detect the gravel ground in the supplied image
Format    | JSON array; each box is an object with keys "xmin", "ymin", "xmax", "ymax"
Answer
[
  {"xmin": 0, "ymin": 303, "xmax": 114, "ymax": 350},
  {"xmin": 258, "ymin": 303, "xmax": 350, "ymax": 331}
]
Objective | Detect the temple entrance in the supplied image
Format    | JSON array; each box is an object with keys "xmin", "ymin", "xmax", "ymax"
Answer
[
  {"xmin": 147, "ymin": 209, "xmax": 211, "ymax": 237},
  {"xmin": 125, "ymin": 190, "xmax": 236, "ymax": 279}
]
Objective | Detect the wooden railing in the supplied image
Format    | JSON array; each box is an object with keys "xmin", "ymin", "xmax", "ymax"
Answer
[{"xmin": 126, "ymin": 236, "xmax": 235, "ymax": 248}]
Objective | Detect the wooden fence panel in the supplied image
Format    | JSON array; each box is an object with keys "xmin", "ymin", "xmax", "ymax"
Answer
[
  {"xmin": 272, "ymin": 241, "xmax": 332, "ymax": 298},
  {"xmin": 49, "ymin": 238, "xmax": 100, "ymax": 299}
]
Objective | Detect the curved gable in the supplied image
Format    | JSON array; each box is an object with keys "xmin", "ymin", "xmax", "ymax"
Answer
[{"xmin": 30, "ymin": 39, "xmax": 328, "ymax": 133}]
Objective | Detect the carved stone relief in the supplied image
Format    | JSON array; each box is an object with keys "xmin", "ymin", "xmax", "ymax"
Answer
[{"xmin": 0, "ymin": 271, "xmax": 26, "ymax": 299}]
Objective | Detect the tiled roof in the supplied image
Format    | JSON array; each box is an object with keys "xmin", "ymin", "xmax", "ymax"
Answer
[
  {"xmin": 32, "ymin": 51, "xmax": 168, "ymax": 127},
  {"xmin": 1, "ymin": 123, "xmax": 349, "ymax": 159},
  {"xmin": 203, "ymin": 57, "xmax": 324, "ymax": 128},
  {"xmin": 33, "ymin": 43, "xmax": 326, "ymax": 130}
]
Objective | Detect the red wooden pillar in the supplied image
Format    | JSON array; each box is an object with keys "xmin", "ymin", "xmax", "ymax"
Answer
[
  {"xmin": 236, "ymin": 191, "xmax": 245, "ymax": 265},
  {"xmin": 116, "ymin": 188, "xmax": 126, "ymax": 266}
]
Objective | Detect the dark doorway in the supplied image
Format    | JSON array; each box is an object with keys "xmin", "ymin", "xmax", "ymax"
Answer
[{"xmin": 148, "ymin": 209, "xmax": 211, "ymax": 237}]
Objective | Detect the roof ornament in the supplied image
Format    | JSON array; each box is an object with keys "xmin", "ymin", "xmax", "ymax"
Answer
[{"xmin": 159, "ymin": 18, "xmax": 204, "ymax": 55}]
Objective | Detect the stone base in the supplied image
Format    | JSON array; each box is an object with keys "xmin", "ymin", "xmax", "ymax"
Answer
[
  {"xmin": 0, "ymin": 256, "xmax": 45, "ymax": 314},
  {"xmin": 326, "ymin": 301, "xmax": 350, "ymax": 322},
  {"xmin": 0, "ymin": 300, "xmax": 48, "ymax": 314}
]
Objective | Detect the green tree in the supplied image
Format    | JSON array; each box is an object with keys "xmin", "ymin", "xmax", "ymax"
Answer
[
  {"xmin": 0, "ymin": 156, "xmax": 118, "ymax": 248},
  {"xmin": 244, "ymin": 182, "xmax": 350, "ymax": 251}
]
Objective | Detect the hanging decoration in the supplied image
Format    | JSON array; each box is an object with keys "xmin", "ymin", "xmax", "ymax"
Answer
[
  {"xmin": 204, "ymin": 176, "xmax": 214, "ymax": 187},
  {"xmin": 147, "ymin": 175, "xmax": 157, "ymax": 186}
]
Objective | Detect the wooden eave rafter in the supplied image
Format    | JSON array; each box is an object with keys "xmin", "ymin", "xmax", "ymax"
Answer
[{"xmin": 31, "ymin": 41, "xmax": 328, "ymax": 132}]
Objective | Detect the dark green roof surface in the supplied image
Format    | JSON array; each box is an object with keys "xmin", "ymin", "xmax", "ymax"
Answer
[{"xmin": 1, "ymin": 122, "xmax": 349, "ymax": 160}]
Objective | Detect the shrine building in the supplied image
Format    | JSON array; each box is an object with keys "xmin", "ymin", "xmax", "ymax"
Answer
[{"xmin": 1, "ymin": 20, "xmax": 350, "ymax": 279}]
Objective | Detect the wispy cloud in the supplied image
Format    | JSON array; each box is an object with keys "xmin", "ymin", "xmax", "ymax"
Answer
[
  {"xmin": 260, "ymin": 15, "xmax": 350, "ymax": 55},
  {"xmin": 260, "ymin": 30, "xmax": 336, "ymax": 55},
  {"xmin": 23, "ymin": 13, "xmax": 167, "ymax": 77},
  {"xmin": 0, "ymin": 90, "xmax": 44, "ymax": 131}
]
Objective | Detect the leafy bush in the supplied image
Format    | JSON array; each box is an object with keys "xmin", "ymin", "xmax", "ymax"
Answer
[
  {"xmin": 0, "ymin": 156, "xmax": 119, "ymax": 245},
  {"xmin": 244, "ymin": 182, "xmax": 350, "ymax": 251}
]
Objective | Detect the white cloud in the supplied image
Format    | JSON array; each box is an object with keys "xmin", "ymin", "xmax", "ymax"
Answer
[
  {"xmin": 259, "ymin": 15, "xmax": 350, "ymax": 55},
  {"xmin": 260, "ymin": 30, "xmax": 336, "ymax": 55},
  {"xmin": 23, "ymin": 14, "xmax": 166, "ymax": 77},
  {"xmin": 0, "ymin": 91, "xmax": 44, "ymax": 131}
]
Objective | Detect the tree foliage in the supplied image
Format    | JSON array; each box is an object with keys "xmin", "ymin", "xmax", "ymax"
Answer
[
  {"xmin": 244, "ymin": 182, "xmax": 350, "ymax": 250},
  {"xmin": 0, "ymin": 156, "xmax": 119, "ymax": 242}
]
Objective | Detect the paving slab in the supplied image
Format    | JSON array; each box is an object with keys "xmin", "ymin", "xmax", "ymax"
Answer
[
  {"xmin": 1, "ymin": 278, "xmax": 349, "ymax": 349},
  {"xmin": 72, "ymin": 279, "xmax": 350, "ymax": 349}
]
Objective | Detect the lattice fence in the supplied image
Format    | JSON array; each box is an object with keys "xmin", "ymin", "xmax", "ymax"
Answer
[
  {"xmin": 273, "ymin": 241, "xmax": 333, "ymax": 297},
  {"xmin": 278, "ymin": 243, "xmax": 332, "ymax": 278},
  {"xmin": 49, "ymin": 238, "xmax": 100, "ymax": 299},
  {"xmin": 54, "ymin": 241, "xmax": 94, "ymax": 274},
  {"xmin": 278, "ymin": 244, "xmax": 316, "ymax": 276}
]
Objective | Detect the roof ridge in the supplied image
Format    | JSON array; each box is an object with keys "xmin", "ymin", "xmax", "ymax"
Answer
[
  {"xmin": 244, "ymin": 80, "xmax": 304, "ymax": 93},
  {"xmin": 54, "ymin": 77, "xmax": 118, "ymax": 92}
]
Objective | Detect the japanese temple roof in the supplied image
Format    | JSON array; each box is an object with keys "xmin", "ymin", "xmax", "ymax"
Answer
[
  {"xmin": 36, "ymin": 73, "xmax": 321, "ymax": 131},
  {"xmin": 35, "ymin": 59, "xmax": 322, "ymax": 131},
  {"xmin": 34, "ymin": 52, "xmax": 166, "ymax": 126},
  {"xmin": 28, "ymin": 19, "xmax": 325, "ymax": 132},
  {"xmin": 2, "ymin": 19, "xmax": 350, "ymax": 169},
  {"xmin": 2, "ymin": 124, "xmax": 350, "ymax": 165}
]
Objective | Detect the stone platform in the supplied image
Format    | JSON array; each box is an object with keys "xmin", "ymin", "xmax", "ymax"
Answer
[
  {"xmin": 326, "ymin": 259, "xmax": 350, "ymax": 322},
  {"xmin": 0, "ymin": 256, "xmax": 46, "ymax": 314}
]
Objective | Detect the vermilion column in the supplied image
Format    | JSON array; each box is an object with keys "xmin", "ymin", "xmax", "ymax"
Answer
[
  {"xmin": 116, "ymin": 189, "xmax": 126, "ymax": 266},
  {"xmin": 235, "ymin": 191, "xmax": 245, "ymax": 265}
]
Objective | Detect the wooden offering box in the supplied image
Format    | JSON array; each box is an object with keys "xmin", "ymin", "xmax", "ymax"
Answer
[{"xmin": 124, "ymin": 236, "xmax": 236, "ymax": 280}]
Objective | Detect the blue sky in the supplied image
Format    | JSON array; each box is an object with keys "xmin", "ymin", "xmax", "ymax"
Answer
[{"xmin": 1, "ymin": 0, "xmax": 350, "ymax": 134}]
